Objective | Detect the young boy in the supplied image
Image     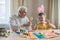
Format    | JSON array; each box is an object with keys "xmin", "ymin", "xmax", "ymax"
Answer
[
  {"xmin": 34, "ymin": 13, "xmax": 56, "ymax": 30},
  {"xmin": 34, "ymin": 5, "xmax": 56, "ymax": 30},
  {"xmin": 10, "ymin": 6, "xmax": 32, "ymax": 31}
]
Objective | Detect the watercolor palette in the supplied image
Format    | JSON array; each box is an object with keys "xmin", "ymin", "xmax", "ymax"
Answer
[{"xmin": 28, "ymin": 31, "xmax": 59, "ymax": 40}]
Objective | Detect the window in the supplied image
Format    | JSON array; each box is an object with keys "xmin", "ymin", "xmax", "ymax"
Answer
[
  {"xmin": 58, "ymin": 0, "xmax": 60, "ymax": 28},
  {"xmin": 0, "ymin": 0, "xmax": 10, "ymax": 24}
]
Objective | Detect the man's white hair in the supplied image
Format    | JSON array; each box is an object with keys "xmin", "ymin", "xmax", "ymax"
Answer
[{"xmin": 18, "ymin": 6, "xmax": 27, "ymax": 12}]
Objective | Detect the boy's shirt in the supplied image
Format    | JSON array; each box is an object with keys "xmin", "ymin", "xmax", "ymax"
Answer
[
  {"xmin": 10, "ymin": 15, "xmax": 32, "ymax": 30},
  {"xmin": 36, "ymin": 22, "xmax": 51, "ymax": 30}
]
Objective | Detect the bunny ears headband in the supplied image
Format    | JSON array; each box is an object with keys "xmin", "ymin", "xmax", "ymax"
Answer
[{"xmin": 37, "ymin": 5, "xmax": 44, "ymax": 13}]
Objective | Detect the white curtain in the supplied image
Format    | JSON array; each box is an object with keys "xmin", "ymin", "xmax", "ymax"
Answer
[
  {"xmin": 10, "ymin": 0, "xmax": 22, "ymax": 16},
  {"xmin": 48, "ymin": 0, "xmax": 58, "ymax": 28}
]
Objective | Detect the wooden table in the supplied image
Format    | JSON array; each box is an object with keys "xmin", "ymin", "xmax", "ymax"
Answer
[{"xmin": 0, "ymin": 29, "xmax": 60, "ymax": 40}]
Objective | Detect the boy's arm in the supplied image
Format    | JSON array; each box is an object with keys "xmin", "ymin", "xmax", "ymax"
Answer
[
  {"xmin": 22, "ymin": 17, "xmax": 32, "ymax": 27},
  {"xmin": 49, "ymin": 24, "xmax": 56, "ymax": 29},
  {"xmin": 45, "ymin": 19, "xmax": 56, "ymax": 29}
]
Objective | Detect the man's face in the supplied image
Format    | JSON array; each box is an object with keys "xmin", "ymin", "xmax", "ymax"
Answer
[
  {"xmin": 18, "ymin": 9, "xmax": 26, "ymax": 18},
  {"xmin": 39, "ymin": 15, "xmax": 45, "ymax": 23}
]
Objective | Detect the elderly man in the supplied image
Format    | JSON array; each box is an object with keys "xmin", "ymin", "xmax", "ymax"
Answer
[{"xmin": 10, "ymin": 6, "xmax": 32, "ymax": 31}]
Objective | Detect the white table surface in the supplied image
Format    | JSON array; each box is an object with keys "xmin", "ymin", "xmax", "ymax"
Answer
[{"xmin": 0, "ymin": 29, "xmax": 60, "ymax": 40}]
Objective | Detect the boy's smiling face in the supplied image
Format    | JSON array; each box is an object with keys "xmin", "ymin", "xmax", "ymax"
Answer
[
  {"xmin": 18, "ymin": 9, "xmax": 26, "ymax": 18},
  {"xmin": 39, "ymin": 15, "xmax": 45, "ymax": 23}
]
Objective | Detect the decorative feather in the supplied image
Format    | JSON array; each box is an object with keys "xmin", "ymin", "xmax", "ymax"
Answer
[{"xmin": 37, "ymin": 5, "xmax": 44, "ymax": 13}]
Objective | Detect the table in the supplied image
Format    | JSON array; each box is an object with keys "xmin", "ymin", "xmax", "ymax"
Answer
[{"xmin": 0, "ymin": 29, "xmax": 60, "ymax": 40}]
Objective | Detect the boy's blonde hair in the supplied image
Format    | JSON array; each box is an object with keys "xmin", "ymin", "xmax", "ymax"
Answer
[{"xmin": 18, "ymin": 6, "xmax": 27, "ymax": 13}]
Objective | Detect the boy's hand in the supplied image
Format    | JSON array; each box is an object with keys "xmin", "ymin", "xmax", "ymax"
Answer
[
  {"xmin": 22, "ymin": 22, "xmax": 30, "ymax": 27},
  {"xmin": 13, "ymin": 29, "xmax": 17, "ymax": 32},
  {"xmin": 13, "ymin": 26, "xmax": 18, "ymax": 32},
  {"xmin": 45, "ymin": 19, "xmax": 50, "ymax": 24}
]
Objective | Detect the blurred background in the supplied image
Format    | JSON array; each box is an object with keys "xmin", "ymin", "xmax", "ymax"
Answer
[{"xmin": 0, "ymin": 0, "xmax": 60, "ymax": 29}]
